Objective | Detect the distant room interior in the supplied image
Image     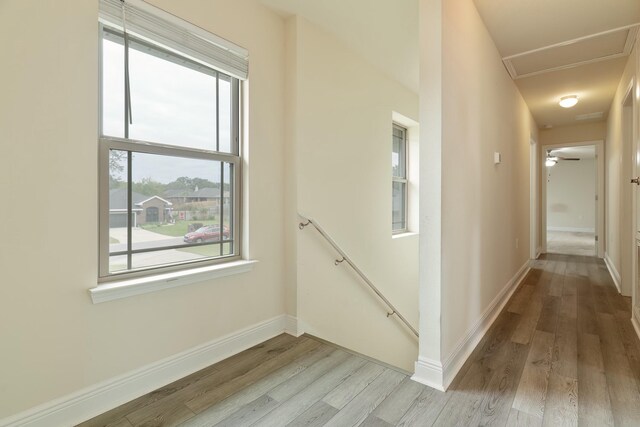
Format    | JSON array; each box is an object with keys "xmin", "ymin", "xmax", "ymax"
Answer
[{"xmin": 545, "ymin": 145, "xmax": 597, "ymax": 256}]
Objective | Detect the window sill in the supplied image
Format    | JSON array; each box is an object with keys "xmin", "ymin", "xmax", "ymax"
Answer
[
  {"xmin": 392, "ymin": 231, "xmax": 419, "ymax": 240},
  {"xmin": 89, "ymin": 260, "xmax": 258, "ymax": 304}
]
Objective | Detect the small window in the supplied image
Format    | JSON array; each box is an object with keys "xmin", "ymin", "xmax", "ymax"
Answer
[
  {"xmin": 392, "ymin": 124, "xmax": 408, "ymax": 233},
  {"xmin": 99, "ymin": 23, "xmax": 241, "ymax": 279}
]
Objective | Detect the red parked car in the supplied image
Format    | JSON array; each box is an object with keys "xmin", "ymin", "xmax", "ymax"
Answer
[{"xmin": 183, "ymin": 225, "xmax": 230, "ymax": 243}]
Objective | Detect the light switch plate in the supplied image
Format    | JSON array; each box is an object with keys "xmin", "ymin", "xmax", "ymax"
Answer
[{"xmin": 494, "ymin": 152, "xmax": 501, "ymax": 164}]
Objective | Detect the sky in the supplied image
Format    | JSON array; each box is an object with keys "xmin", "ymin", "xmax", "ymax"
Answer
[{"xmin": 102, "ymin": 34, "xmax": 233, "ymax": 184}]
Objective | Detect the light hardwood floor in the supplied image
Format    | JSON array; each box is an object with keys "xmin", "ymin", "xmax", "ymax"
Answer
[
  {"xmin": 80, "ymin": 254, "xmax": 640, "ymax": 426},
  {"xmin": 546, "ymin": 231, "xmax": 596, "ymax": 257}
]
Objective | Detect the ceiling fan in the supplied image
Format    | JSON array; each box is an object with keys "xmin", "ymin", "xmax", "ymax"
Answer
[{"xmin": 546, "ymin": 149, "xmax": 579, "ymax": 166}]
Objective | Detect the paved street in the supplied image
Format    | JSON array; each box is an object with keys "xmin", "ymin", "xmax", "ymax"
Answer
[
  {"xmin": 107, "ymin": 227, "xmax": 227, "ymax": 271},
  {"xmin": 109, "ymin": 227, "xmax": 185, "ymax": 252}
]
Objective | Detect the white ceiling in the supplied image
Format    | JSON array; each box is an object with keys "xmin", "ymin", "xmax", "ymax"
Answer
[
  {"xmin": 260, "ymin": 0, "xmax": 639, "ymax": 129},
  {"xmin": 514, "ymin": 57, "xmax": 629, "ymax": 128},
  {"xmin": 473, "ymin": 0, "xmax": 640, "ymax": 57},
  {"xmin": 504, "ymin": 26, "xmax": 636, "ymax": 79},
  {"xmin": 473, "ymin": 0, "xmax": 640, "ymax": 128}
]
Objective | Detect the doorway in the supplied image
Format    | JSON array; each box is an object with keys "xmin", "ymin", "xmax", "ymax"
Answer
[
  {"xmin": 622, "ymin": 80, "xmax": 636, "ymax": 300},
  {"xmin": 541, "ymin": 141, "xmax": 604, "ymax": 257}
]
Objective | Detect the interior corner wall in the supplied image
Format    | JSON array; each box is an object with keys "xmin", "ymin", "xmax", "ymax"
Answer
[
  {"xmin": 289, "ymin": 17, "xmax": 420, "ymax": 371},
  {"xmin": 439, "ymin": 0, "xmax": 537, "ymax": 360},
  {"xmin": 606, "ymin": 42, "xmax": 638, "ymax": 297},
  {"xmin": 0, "ymin": 0, "xmax": 287, "ymax": 419}
]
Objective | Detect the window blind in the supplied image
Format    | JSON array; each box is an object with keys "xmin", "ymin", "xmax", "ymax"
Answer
[{"xmin": 99, "ymin": 0, "xmax": 249, "ymax": 80}]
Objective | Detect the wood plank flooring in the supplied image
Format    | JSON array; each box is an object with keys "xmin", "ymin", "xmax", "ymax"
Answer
[{"xmin": 80, "ymin": 254, "xmax": 640, "ymax": 427}]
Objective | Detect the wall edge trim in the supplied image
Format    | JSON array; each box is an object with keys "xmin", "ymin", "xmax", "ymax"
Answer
[{"xmin": 411, "ymin": 357, "xmax": 445, "ymax": 391}]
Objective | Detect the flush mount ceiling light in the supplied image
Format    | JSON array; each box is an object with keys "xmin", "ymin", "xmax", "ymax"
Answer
[{"xmin": 559, "ymin": 95, "xmax": 579, "ymax": 108}]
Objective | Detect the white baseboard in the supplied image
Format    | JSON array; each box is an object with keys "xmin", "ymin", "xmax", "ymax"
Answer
[
  {"xmin": 0, "ymin": 315, "xmax": 291, "ymax": 427},
  {"xmin": 604, "ymin": 252, "xmax": 622, "ymax": 294},
  {"xmin": 284, "ymin": 314, "xmax": 305, "ymax": 337},
  {"xmin": 547, "ymin": 226, "xmax": 595, "ymax": 233},
  {"xmin": 411, "ymin": 357, "xmax": 445, "ymax": 392},
  {"xmin": 440, "ymin": 260, "xmax": 531, "ymax": 390}
]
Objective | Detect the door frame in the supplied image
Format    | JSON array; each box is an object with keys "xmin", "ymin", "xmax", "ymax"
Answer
[
  {"xmin": 622, "ymin": 78, "xmax": 637, "ymax": 304},
  {"xmin": 539, "ymin": 140, "xmax": 605, "ymax": 258},
  {"xmin": 530, "ymin": 137, "xmax": 539, "ymax": 259}
]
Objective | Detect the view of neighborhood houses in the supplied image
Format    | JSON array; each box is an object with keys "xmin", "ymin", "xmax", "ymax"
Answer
[
  {"xmin": 108, "ymin": 151, "xmax": 234, "ymax": 272},
  {"xmin": 102, "ymin": 30, "xmax": 236, "ymax": 272}
]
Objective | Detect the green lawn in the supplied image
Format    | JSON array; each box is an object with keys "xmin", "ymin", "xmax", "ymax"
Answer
[
  {"xmin": 109, "ymin": 237, "xmax": 119, "ymax": 244},
  {"xmin": 141, "ymin": 219, "xmax": 219, "ymax": 237}
]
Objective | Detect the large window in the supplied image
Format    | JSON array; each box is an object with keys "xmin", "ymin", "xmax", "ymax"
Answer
[
  {"xmin": 392, "ymin": 124, "xmax": 408, "ymax": 233},
  {"xmin": 99, "ymin": 18, "xmax": 242, "ymax": 279}
]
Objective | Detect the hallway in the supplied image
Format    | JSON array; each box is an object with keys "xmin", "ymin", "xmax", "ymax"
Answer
[
  {"xmin": 444, "ymin": 253, "xmax": 640, "ymax": 426},
  {"xmin": 81, "ymin": 254, "xmax": 640, "ymax": 426}
]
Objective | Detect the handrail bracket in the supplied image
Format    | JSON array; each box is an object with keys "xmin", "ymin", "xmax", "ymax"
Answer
[{"xmin": 299, "ymin": 221, "xmax": 311, "ymax": 230}]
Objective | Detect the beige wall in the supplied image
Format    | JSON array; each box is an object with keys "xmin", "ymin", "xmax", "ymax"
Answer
[
  {"xmin": 0, "ymin": 0, "xmax": 287, "ymax": 418},
  {"xmin": 606, "ymin": 42, "xmax": 638, "ymax": 297},
  {"xmin": 539, "ymin": 122, "xmax": 607, "ymax": 146},
  {"xmin": 289, "ymin": 17, "xmax": 420, "ymax": 371},
  {"xmin": 283, "ymin": 17, "xmax": 299, "ymax": 319},
  {"xmin": 438, "ymin": 0, "xmax": 537, "ymax": 360}
]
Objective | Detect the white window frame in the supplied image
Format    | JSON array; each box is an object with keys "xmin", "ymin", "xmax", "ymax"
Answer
[
  {"xmin": 97, "ymin": 14, "xmax": 243, "ymax": 282},
  {"xmin": 392, "ymin": 123, "xmax": 409, "ymax": 234}
]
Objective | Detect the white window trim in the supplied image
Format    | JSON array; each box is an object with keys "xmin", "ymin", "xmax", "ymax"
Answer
[
  {"xmin": 392, "ymin": 123, "xmax": 409, "ymax": 234},
  {"xmin": 392, "ymin": 231, "xmax": 419, "ymax": 240},
  {"xmin": 89, "ymin": 259, "xmax": 258, "ymax": 304},
  {"xmin": 392, "ymin": 111, "xmax": 419, "ymax": 235},
  {"xmin": 97, "ymin": 13, "xmax": 245, "ymax": 281}
]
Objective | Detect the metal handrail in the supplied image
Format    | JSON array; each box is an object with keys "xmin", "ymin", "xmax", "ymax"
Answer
[{"xmin": 298, "ymin": 214, "xmax": 419, "ymax": 338}]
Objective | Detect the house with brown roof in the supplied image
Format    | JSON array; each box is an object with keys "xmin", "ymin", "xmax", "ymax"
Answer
[{"xmin": 109, "ymin": 188, "xmax": 173, "ymax": 227}]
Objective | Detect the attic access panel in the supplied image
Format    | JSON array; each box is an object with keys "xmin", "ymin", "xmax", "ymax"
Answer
[{"xmin": 503, "ymin": 24, "xmax": 639, "ymax": 79}]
